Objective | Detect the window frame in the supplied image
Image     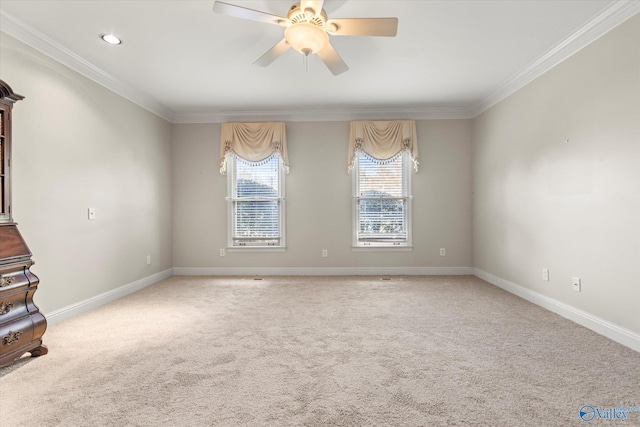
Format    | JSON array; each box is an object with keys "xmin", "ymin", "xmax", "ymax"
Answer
[
  {"xmin": 352, "ymin": 150, "xmax": 413, "ymax": 251},
  {"xmin": 226, "ymin": 154, "xmax": 286, "ymax": 252}
]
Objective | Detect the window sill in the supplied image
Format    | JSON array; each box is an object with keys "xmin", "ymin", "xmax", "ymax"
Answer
[
  {"xmin": 227, "ymin": 247, "xmax": 286, "ymax": 253},
  {"xmin": 352, "ymin": 246, "xmax": 413, "ymax": 252}
]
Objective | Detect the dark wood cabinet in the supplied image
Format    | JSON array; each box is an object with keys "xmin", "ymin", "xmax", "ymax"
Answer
[{"xmin": 0, "ymin": 79, "xmax": 47, "ymax": 367}]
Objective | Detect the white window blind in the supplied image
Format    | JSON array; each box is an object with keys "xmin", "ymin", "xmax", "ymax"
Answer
[
  {"xmin": 354, "ymin": 152, "xmax": 411, "ymax": 246},
  {"xmin": 229, "ymin": 156, "xmax": 284, "ymax": 247}
]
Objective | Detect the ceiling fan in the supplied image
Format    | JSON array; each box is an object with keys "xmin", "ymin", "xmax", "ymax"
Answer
[{"xmin": 212, "ymin": 0, "xmax": 398, "ymax": 75}]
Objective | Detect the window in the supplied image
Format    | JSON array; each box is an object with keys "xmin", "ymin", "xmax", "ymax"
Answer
[
  {"xmin": 348, "ymin": 120, "xmax": 417, "ymax": 249},
  {"xmin": 220, "ymin": 121, "xmax": 288, "ymax": 251},
  {"xmin": 227, "ymin": 155, "xmax": 285, "ymax": 248},
  {"xmin": 353, "ymin": 151, "xmax": 412, "ymax": 248}
]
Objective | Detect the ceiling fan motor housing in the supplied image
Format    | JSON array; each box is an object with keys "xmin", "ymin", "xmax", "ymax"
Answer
[{"xmin": 288, "ymin": 3, "xmax": 328, "ymax": 27}]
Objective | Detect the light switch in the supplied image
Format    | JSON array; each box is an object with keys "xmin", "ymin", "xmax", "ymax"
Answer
[{"xmin": 572, "ymin": 277, "xmax": 581, "ymax": 292}]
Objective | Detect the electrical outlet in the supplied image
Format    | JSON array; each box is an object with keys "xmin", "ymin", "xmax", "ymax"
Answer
[
  {"xmin": 322, "ymin": 249, "xmax": 328, "ymax": 258},
  {"xmin": 542, "ymin": 268, "xmax": 549, "ymax": 281},
  {"xmin": 88, "ymin": 207, "xmax": 96, "ymax": 220},
  {"xmin": 440, "ymin": 248, "xmax": 446, "ymax": 256},
  {"xmin": 146, "ymin": 255, "xmax": 151, "ymax": 265},
  {"xmin": 220, "ymin": 248, "xmax": 226, "ymax": 257},
  {"xmin": 572, "ymin": 277, "xmax": 581, "ymax": 292}
]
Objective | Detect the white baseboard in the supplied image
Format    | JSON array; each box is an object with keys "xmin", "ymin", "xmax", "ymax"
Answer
[
  {"xmin": 172, "ymin": 266, "xmax": 474, "ymax": 276},
  {"xmin": 474, "ymin": 268, "xmax": 640, "ymax": 353},
  {"xmin": 39, "ymin": 266, "xmax": 640, "ymax": 353},
  {"xmin": 39, "ymin": 266, "xmax": 468, "ymax": 325},
  {"xmin": 45, "ymin": 268, "xmax": 173, "ymax": 326}
]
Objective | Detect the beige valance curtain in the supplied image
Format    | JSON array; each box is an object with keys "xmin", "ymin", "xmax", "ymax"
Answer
[
  {"xmin": 347, "ymin": 120, "xmax": 418, "ymax": 172},
  {"xmin": 219, "ymin": 122, "xmax": 288, "ymax": 174}
]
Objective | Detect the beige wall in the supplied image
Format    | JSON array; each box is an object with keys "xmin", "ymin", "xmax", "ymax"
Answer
[
  {"xmin": 0, "ymin": 34, "xmax": 173, "ymax": 314},
  {"xmin": 172, "ymin": 120, "xmax": 473, "ymax": 270},
  {"xmin": 472, "ymin": 14, "xmax": 640, "ymax": 333},
  {"xmin": 5, "ymin": 8, "xmax": 636, "ymax": 344}
]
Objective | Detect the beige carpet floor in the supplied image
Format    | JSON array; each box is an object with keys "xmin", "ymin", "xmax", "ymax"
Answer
[{"xmin": 1, "ymin": 275, "xmax": 638, "ymax": 426}]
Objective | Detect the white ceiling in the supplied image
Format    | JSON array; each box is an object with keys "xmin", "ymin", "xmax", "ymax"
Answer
[{"xmin": 1, "ymin": 0, "xmax": 639, "ymax": 122}]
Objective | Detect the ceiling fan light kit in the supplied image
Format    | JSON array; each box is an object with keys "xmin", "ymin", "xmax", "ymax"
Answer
[
  {"xmin": 285, "ymin": 23, "xmax": 328, "ymax": 55},
  {"xmin": 212, "ymin": 0, "xmax": 398, "ymax": 75}
]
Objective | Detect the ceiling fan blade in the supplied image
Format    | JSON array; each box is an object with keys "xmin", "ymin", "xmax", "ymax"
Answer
[
  {"xmin": 327, "ymin": 18, "xmax": 398, "ymax": 36},
  {"xmin": 213, "ymin": 1, "xmax": 287, "ymax": 26},
  {"xmin": 254, "ymin": 38, "xmax": 291, "ymax": 67},
  {"xmin": 316, "ymin": 42, "xmax": 349, "ymax": 76},
  {"xmin": 300, "ymin": 0, "xmax": 325, "ymax": 16}
]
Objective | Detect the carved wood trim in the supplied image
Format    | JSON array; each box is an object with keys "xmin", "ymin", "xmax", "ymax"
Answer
[{"xmin": 0, "ymin": 80, "xmax": 25, "ymax": 104}]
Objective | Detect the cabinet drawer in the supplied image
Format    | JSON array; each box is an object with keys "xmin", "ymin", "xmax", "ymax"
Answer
[
  {"xmin": 0, "ymin": 315, "xmax": 34, "ymax": 350},
  {"xmin": 0, "ymin": 268, "xmax": 29, "ymax": 291},
  {"xmin": 0, "ymin": 286, "xmax": 28, "ymax": 326}
]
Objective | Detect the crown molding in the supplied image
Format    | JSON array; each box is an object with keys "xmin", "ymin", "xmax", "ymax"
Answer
[
  {"xmin": 2, "ymin": 1, "xmax": 639, "ymax": 124},
  {"xmin": 470, "ymin": 0, "xmax": 640, "ymax": 118},
  {"xmin": 0, "ymin": 10, "xmax": 175, "ymax": 122},
  {"xmin": 172, "ymin": 105, "xmax": 476, "ymax": 124}
]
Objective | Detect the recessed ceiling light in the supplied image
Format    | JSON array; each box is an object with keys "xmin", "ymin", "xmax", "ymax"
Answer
[{"xmin": 100, "ymin": 34, "xmax": 122, "ymax": 45}]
